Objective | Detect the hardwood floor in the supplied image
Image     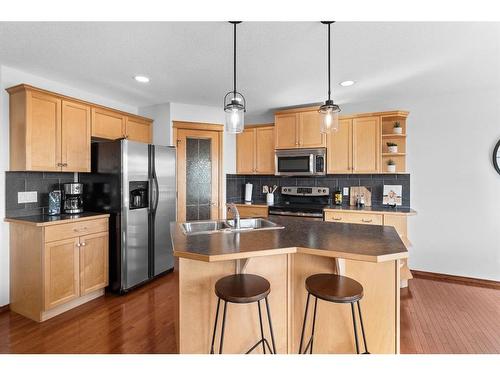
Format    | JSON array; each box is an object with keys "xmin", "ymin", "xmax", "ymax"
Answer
[{"xmin": 0, "ymin": 272, "xmax": 498, "ymax": 354}]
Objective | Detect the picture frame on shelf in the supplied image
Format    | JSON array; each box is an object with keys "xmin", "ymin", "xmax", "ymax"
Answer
[{"xmin": 383, "ymin": 185, "xmax": 403, "ymax": 207}]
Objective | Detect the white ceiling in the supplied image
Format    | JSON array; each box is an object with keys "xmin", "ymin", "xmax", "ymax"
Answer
[{"xmin": 0, "ymin": 22, "xmax": 499, "ymax": 121}]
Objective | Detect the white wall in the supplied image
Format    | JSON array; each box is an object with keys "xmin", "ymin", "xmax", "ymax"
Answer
[
  {"xmin": 138, "ymin": 103, "xmax": 171, "ymax": 146},
  {"xmin": 0, "ymin": 66, "xmax": 139, "ymax": 307},
  {"xmin": 340, "ymin": 88, "xmax": 500, "ymax": 281}
]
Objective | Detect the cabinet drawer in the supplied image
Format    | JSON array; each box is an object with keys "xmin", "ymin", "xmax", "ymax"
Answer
[
  {"xmin": 44, "ymin": 218, "xmax": 108, "ymax": 242},
  {"xmin": 324, "ymin": 211, "xmax": 383, "ymax": 225}
]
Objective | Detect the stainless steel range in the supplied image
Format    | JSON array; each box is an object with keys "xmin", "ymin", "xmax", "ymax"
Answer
[{"xmin": 269, "ymin": 186, "xmax": 330, "ymax": 219}]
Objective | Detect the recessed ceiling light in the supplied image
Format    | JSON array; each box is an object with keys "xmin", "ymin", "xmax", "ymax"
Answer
[
  {"xmin": 134, "ymin": 75, "xmax": 150, "ymax": 83},
  {"xmin": 339, "ymin": 80, "xmax": 355, "ymax": 87}
]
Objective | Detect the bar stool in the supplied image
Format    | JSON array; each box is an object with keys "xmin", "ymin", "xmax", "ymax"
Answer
[
  {"xmin": 210, "ymin": 273, "xmax": 277, "ymax": 354},
  {"xmin": 299, "ymin": 273, "xmax": 369, "ymax": 354}
]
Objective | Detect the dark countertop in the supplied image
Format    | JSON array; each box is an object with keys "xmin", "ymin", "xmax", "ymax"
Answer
[
  {"xmin": 5, "ymin": 212, "xmax": 110, "ymax": 226},
  {"xmin": 171, "ymin": 215, "xmax": 408, "ymax": 263}
]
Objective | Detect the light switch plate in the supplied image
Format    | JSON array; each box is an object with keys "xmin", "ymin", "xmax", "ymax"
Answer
[
  {"xmin": 18, "ymin": 191, "xmax": 37, "ymax": 204},
  {"xmin": 343, "ymin": 187, "xmax": 349, "ymax": 196}
]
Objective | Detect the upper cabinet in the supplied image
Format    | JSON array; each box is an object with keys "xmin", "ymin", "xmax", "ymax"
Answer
[
  {"xmin": 125, "ymin": 116, "xmax": 152, "ymax": 143},
  {"xmin": 236, "ymin": 125, "xmax": 275, "ymax": 175},
  {"xmin": 91, "ymin": 107, "xmax": 125, "ymax": 140},
  {"xmin": 275, "ymin": 108, "xmax": 325, "ymax": 149},
  {"xmin": 7, "ymin": 84, "xmax": 153, "ymax": 172},
  {"xmin": 352, "ymin": 116, "xmax": 381, "ymax": 173},
  {"xmin": 327, "ymin": 118, "xmax": 352, "ymax": 174}
]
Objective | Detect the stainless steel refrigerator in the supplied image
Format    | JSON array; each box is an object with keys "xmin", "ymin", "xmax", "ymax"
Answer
[{"xmin": 81, "ymin": 139, "xmax": 176, "ymax": 293}]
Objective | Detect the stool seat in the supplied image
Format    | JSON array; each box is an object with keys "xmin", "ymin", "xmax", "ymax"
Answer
[
  {"xmin": 215, "ymin": 274, "xmax": 271, "ymax": 304},
  {"xmin": 305, "ymin": 274, "xmax": 363, "ymax": 303}
]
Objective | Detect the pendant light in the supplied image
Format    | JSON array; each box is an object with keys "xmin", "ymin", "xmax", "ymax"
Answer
[
  {"xmin": 224, "ymin": 21, "xmax": 246, "ymax": 134},
  {"xmin": 319, "ymin": 21, "xmax": 341, "ymax": 134}
]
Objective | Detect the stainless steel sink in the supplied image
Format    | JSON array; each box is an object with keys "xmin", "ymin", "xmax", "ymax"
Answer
[{"xmin": 180, "ymin": 218, "xmax": 284, "ymax": 235}]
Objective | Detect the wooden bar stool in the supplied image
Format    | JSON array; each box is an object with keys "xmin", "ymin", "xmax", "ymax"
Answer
[
  {"xmin": 210, "ymin": 273, "xmax": 277, "ymax": 354},
  {"xmin": 298, "ymin": 273, "xmax": 369, "ymax": 354}
]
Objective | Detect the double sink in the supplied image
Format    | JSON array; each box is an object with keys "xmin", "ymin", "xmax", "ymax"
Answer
[{"xmin": 181, "ymin": 218, "xmax": 284, "ymax": 236}]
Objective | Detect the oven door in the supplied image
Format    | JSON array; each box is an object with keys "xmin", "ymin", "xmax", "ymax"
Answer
[{"xmin": 275, "ymin": 152, "xmax": 314, "ymax": 176}]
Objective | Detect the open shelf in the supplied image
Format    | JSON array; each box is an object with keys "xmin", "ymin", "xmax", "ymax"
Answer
[
  {"xmin": 382, "ymin": 152, "xmax": 406, "ymax": 156},
  {"xmin": 382, "ymin": 133, "xmax": 406, "ymax": 138}
]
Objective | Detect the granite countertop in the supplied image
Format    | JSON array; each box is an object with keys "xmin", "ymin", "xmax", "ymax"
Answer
[
  {"xmin": 171, "ymin": 215, "xmax": 408, "ymax": 263},
  {"xmin": 4, "ymin": 212, "xmax": 110, "ymax": 226}
]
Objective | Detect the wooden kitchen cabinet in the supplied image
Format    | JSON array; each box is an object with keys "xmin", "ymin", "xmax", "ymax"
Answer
[
  {"xmin": 226, "ymin": 203, "xmax": 268, "ymax": 218},
  {"xmin": 274, "ymin": 114, "xmax": 298, "ymax": 149},
  {"xmin": 44, "ymin": 237, "xmax": 80, "ymax": 310},
  {"xmin": 61, "ymin": 99, "xmax": 91, "ymax": 172},
  {"xmin": 327, "ymin": 118, "xmax": 352, "ymax": 173},
  {"xmin": 275, "ymin": 108, "xmax": 325, "ymax": 149},
  {"xmin": 91, "ymin": 107, "xmax": 126, "ymax": 140},
  {"xmin": 352, "ymin": 116, "xmax": 381, "ymax": 173},
  {"xmin": 7, "ymin": 84, "xmax": 153, "ymax": 173},
  {"xmin": 125, "ymin": 116, "xmax": 152, "ymax": 143},
  {"xmin": 236, "ymin": 125, "xmax": 274, "ymax": 174},
  {"xmin": 7, "ymin": 215, "xmax": 109, "ymax": 322}
]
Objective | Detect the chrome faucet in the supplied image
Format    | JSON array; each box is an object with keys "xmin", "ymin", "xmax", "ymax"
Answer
[{"xmin": 228, "ymin": 203, "xmax": 241, "ymax": 229}]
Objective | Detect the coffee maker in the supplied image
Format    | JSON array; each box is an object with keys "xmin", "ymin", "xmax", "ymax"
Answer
[{"xmin": 63, "ymin": 183, "xmax": 84, "ymax": 214}]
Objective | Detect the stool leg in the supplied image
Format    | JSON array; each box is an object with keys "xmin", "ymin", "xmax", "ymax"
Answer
[
  {"xmin": 219, "ymin": 301, "xmax": 228, "ymax": 354},
  {"xmin": 257, "ymin": 300, "xmax": 266, "ymax": 354},
  {"xmin": 298, "ymin": 293, "xmax": 311, "ymax": 354},
  {"xmin": 265, "ymin": 297, "xmax": 277, "ymax": 354},
  {"xmin": 309, "ymin": 297, "xmax": 318, "ymax": 354},
  {"xmin": 357, "ymin": 301, "xmax": 369, "ymax": 354},
  {"xmin": 210, "ymin": 297, "xmax": 221, "ymax": 354},
  {"xmin": 350, "ymin": 302, "xmax": 360, "ymax": 354}
]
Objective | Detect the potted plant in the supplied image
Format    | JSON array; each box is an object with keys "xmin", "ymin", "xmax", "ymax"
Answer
[
  {"xmin": 393, "ymin": 121, "xmax": 402, "ymax": 134},
  {"xmin": 387, "ymin": 142, "xmax": 398, "ymax": 153},
  {"xmin": 387, "ymin": 159, "xmax": 396, "ymax": 173}
]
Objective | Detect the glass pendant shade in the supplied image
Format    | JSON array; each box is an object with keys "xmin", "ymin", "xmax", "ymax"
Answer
[
  {"xmin": 224, "ymin": 92, "xmax": 246, "ymax": 133},
  {"xmin": 319, "ymin": 100, "xmax": 340, "ymax": 133}
]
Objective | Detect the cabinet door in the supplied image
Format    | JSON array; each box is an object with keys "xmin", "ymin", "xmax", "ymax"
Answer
[
  {"xmin": 298, "ymin": 111, "xmax": 325, "ymax": 148},
  {"xmin": 44, "ymin": 237, "xmax": 80, "ymax": 310},
  {"xmin": 236, "ymin": 128, "xmax": 256, "ymax": 174},
  {"xmin": 61, "ymin": 100, "xmax": 91, "ymax": 172},
  {"xmin": 27, "ymin": 90, "xmax": 62, "ymax": 171},
  {"xmin": 91, "ymin": 107, "xmax": 125, "ymax": 140},
  {"xmin": 126, "ymin": 117, "xmax": 152, "ymax": 143},
  {"xmin": 275, "ymin": 114, "xmax": 298, "ymax": 149},
  {"xmin": 255, "ymin": 127, "xmax": 275, "ymax": 174},
  {"xmin": 327, "ymin": 119, "xmax": 352, "ymax": 173},
  {"xmin": 352, "ymin": 116, "xmax": 381, "ymax": 173},
  {"xmin": 79, "ymin": 232, "xmax": 109, "ymax": 295}
]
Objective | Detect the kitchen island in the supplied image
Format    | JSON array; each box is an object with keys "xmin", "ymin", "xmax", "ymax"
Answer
[{"xmin": 171, "ymin": 216, "xmax": 407, "ymax": 354}]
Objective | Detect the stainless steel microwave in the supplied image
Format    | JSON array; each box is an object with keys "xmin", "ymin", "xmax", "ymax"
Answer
[{"xmin": 275, "ymin": 148, "xmax": 326, "ymax": 176}]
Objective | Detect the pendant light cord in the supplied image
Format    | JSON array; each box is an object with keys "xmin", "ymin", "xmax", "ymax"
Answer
[
  {"xmin": 233, "ymin": 22, "xmax": 237, "ymax": 96},
  {"xmin": 328, "ymin": 22, "xmax": 331, "ymax": 102}
]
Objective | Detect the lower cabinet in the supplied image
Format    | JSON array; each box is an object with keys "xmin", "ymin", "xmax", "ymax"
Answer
[
  {"xmin": 324, "ymin": 210, "xmax": 413, "ymax": 287},
  {"xmin": 9, "ymin": 216, "xmax": 109, "ymax": 322}
]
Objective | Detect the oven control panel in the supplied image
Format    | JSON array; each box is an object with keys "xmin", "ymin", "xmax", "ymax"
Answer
[{"xmin": 281, "ymin": 186, "xmax": 329, "ymax": 196}]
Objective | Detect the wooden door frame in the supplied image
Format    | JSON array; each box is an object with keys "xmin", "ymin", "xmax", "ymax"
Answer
[{"xmin": 173, "ymin": 121, "xmax": 224, "ymax": 221}]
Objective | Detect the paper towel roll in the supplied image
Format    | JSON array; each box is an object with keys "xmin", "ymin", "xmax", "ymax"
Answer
[{"xmin": 245, "ymin": 183, "xmax": 253, "ymax": 202}]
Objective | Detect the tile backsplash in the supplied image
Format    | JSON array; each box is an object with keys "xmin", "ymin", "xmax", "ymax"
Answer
[
  {"xmin": 227, "ymin": 173, "xmax": 411, "ymax": 207},
  {"xmin": 5, "ymin": 172, "xmax": 75, "ymax": 217}
]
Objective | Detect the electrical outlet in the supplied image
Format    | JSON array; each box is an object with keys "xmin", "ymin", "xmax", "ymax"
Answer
[
  {"xmin": 18, "ymin": 191, "xmax": 37, "ymax": 204},
  {"xmin": 343, "ymin": 187, "xmax": 349, "ymax": 196}
]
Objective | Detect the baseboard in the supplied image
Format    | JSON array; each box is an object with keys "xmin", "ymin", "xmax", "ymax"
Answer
[
  {"xmin": 411, "ymin": 269, "xmax": 500, "ymax": 290},
  {"xmin": 0, "ymin": 304, "xmax": 9, "ymax": 314}
]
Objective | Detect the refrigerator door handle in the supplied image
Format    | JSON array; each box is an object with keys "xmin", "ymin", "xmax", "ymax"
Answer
[{"xmin": 151, "ymin": 173, "xmax": 160, "ymax": 213}]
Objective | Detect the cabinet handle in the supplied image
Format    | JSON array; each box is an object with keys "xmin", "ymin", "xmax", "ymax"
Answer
[
  {"xmin": 56, "ymin": 163, "xmax": 62, "ymax": 167},
  {"xmin": 81, "ymin": 242, "xmax": 86, "ymax": 246},
  {"xmin": 76, "ymin": 243, "xmax": 81, "ymax": 247},
  {"xmin": 362, "ymin": 219, "xmax": 373, "ymax": 223},
  {"xmin": 332, "ymin": 217, "xmax": 342, "ymax": 221}
]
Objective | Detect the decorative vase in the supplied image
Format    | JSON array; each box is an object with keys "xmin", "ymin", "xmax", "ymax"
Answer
[
  {"xmin": 387, "ymin": 165, "xmax": 396, "ymax": 173},
  {"xmin": 393, "ymin": 127, "xmax": 403, "ymax": 134},
  {"xmin": 388, "ymin": 145, "xmax": 398, "ymax": 153}
]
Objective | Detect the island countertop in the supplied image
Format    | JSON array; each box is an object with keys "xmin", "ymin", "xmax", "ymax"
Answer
[{"xmin": 171, "ymin": 215, "xmax": 408, "ymax": 263}]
